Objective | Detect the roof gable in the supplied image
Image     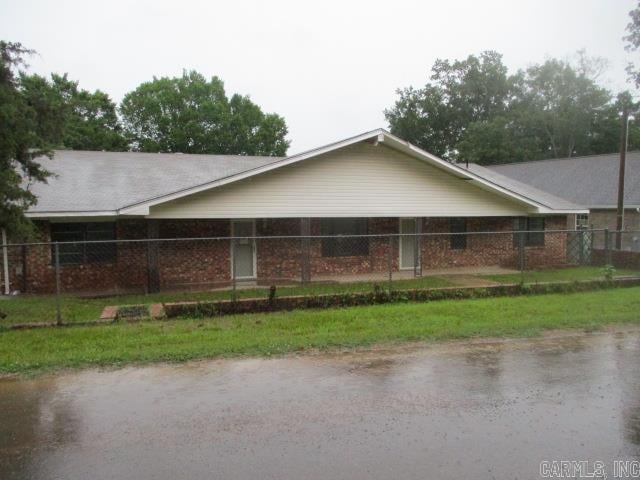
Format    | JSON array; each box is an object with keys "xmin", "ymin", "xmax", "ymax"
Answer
[
  {"xmin": 148, "ymin": 142, "xmax": 538, "ymax": 219},
  {"xmin": 121, "ymin": 129, "xmax": 575, "ymax": 216}
]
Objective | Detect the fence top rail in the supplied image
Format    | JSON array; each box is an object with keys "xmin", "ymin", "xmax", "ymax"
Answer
[{"xmin": 0, "ymin": 228, "xmax": 611, "ymax": 248}]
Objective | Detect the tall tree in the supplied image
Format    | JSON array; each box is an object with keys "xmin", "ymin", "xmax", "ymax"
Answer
[
  {"xmin": 385, "ymin": 51, "xmax": 511, "ymax": 160},
  {"xmin": 0, "ymin": 41, "xmax": 53, "ymax": 237},
  {"xmin": 20, "ymin": 73, "xmax": 127, "ymax": 151},
  {"xmin": 514, "ymin": 58, "xmax": 614, "ymax": 159},
  {"xmin": 120, "ymin": 70, "xmax": 289, "ymax": 156},
  {"xmin": 386, "ymin": 51, "xmax": 625, "ymax": 165},
  {"xmin": 625, "ymin": 1, "xmax": 640, "ymax": 88}
]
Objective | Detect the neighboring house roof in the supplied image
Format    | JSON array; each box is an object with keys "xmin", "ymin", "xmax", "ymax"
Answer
[
  {"xmin": 483, "ymin": 152, "xmax": 640, "ymax": 209},
  {"xmin": 25, "ymin": 129, "xmax": 585, "ymax": 218},
  {"xmin": 463, "ymin": 163, "xmax": 582, "ymax": 211}
]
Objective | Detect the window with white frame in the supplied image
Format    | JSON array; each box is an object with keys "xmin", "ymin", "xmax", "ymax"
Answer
[{"xmin": 575, "ymin": 214, "xmax": 589, "ymax": 230}]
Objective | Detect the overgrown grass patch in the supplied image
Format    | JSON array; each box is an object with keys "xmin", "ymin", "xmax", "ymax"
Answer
[{"xmin": 1, "ymin": 287, "xmax": 639, "ymax": 376}]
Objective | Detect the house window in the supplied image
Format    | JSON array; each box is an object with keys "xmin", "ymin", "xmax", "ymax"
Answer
[
  {"xmin": 513, "ymin": 217, "xmax": 545, "ymax": 248},
  {"xmin": 51, "ymin": 223, "xmax": 117, "ymax": 265},
  {"xmin": 575, "ymin": 214, "xmax": 589, "ymax": 230},
  {"xmin": 449, "ymin": 218, "xmax": 467, "ymax": 250},
  {"xmin": 320, "ymin": 218, "xmax": 369, "ymax": 257}
]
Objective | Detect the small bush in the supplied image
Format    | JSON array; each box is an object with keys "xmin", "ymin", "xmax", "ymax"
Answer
[{"xmin": 602, "ymin": 265, "xmax": 616, "ymax": 282}]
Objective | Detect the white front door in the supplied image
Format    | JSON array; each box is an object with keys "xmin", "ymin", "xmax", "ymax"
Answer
[
  {"xmin": 231, "ymin": 220, "xmax": 256, "ymax": 279},
  {"xmin": 399, "ymin": 218, "xmax": 417, "ymax": 270}
]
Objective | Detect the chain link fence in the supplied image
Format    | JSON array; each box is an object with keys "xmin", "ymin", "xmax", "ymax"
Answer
[{"xmin": 1, "ymin": 229, "xmax": 639, "ymax": 325}]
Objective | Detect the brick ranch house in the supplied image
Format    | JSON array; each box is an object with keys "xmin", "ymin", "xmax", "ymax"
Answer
[{"xmin": 3, "ymin": 129, "xmax": 585, "ymax": 294}]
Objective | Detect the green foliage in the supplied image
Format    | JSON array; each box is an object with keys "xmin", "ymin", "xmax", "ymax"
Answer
[
  {"xmin": 386, "ymin": 51, "xmax": 510, "ymax": 159},
  {"xmin": 120, "ymin": 70, "xmax": 289, "ymax": 156},
  {"xmin": 624, "ymin": 1, "xmax": 640, "ymax": 87},
  {"xmin": 602, "ymin": 265, "xmax": 617, "ymax": 282},
  {"xmin": 386, "ymin": 51, "xmax": 631, "ymax": 164},
  {"xmin": 20, "ymin": 73, "xmax": 128, "ymax": 151},
  {"xmin": 0, "ymin": 41, "xmax": 52, "ymax": 237}
]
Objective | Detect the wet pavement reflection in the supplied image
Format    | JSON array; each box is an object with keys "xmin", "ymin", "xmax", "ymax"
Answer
[{"xmin": 0, "ymin": 330, "xmax": 639, "ymax": 479}]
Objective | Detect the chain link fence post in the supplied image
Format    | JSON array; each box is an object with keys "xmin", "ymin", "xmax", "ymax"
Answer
[
  {"xmin": 387, "ymin": 235, "xmax": 393, "ymax": 292},
  {"xmin": 54, "ymin": 242, "xmax": 62, "ymax": 325},
  {"xmin": 604, "ymin": 228, "xmax": 611, "ymax": 266},
  {"xmin": 1, "ymin": 228, "xmax": 9, "ymax": 295}
]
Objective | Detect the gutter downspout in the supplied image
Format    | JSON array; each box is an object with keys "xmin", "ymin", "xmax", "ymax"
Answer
[{"xmin": 2, "ymin": 228, "xmax": 9, "ymax": 295}]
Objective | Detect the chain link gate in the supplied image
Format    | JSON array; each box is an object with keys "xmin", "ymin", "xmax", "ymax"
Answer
[{"xmin": 567, "ymin": 230, "xmax": 593, "ymax": 266}]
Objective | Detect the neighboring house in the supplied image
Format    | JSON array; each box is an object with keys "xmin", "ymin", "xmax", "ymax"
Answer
[
  {"xmin": 480, "ymin": 152, "xmax": 640, "ymax": 250},
  {"xmin": 7, "ymin": 129, "xmax": 584, "ymax": 294}
]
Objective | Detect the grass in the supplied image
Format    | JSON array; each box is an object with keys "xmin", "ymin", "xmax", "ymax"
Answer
[
  {"xmin": 1, "ymin": 287, "xmax": 639, "ymax": 376},
  {"xmin": 482, "ymin": 266, "xmax": 640, "ymax": 284},
  {"xmin": 0, "ymin": 275, "xmax": 452, "ymax": 326}
]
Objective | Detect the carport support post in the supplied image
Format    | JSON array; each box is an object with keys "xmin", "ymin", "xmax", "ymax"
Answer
[
  {"xmin": 55, "ymin": 242, "xmax": 62, "ymax": 325},
  {"xmin": 231, "ymin": 238, "xmax": 237, "ymax": 304},
  {"xmin": 414, "ymin": 218, "xmax": 423, "ymax": 277},
  {"xmin": 300, "ymin": 218, "xmax": 311, "ymax": 285},
  {"xmin": 146, "ymin": 220, "xmax": 160, "ymax": 294},
  {"xmin": 518, "ymin": 231, "xmax": 526, "ymax": 282}
]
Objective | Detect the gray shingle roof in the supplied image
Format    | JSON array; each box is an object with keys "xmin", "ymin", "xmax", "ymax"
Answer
[
  {"xmin": 462, "ymin": 163, "xmax": 582, "ymax": 211},
  {"xmin": 484, "ymin": 152, "xmax": 640, "ymax": 208},
  {"xmin": 26, "ymin": 140, "xmax": 584, "ymax": 216},
  {"xmin": 28, "ymin": 150, "xmax": 284, "ymax": 213}
]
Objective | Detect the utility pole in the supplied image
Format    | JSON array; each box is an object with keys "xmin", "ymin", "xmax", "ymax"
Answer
[{"xmin": 616, "ymin": 104, "xmax": 630, "ymax": 250}]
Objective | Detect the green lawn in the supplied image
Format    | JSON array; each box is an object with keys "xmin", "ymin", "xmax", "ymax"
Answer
[
  {"xmin": 0, "ymin": 275, "xmax": 452, "ymax": 326},
  {"xmin": 482, "ymin": 266, "xmax": 640, "ymax": 284},
  {"xmin": 1, "ymin": 287, "xmax": 639, "ymax": 376}
]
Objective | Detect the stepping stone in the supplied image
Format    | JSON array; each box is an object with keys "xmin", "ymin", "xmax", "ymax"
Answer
[
  {"xmin": 100, "ymin": 305, "xmax": 118, "ymax": 321},
  {"xmin": 150, "ymin": 303, "xmax": 166, "ymax": 319}
]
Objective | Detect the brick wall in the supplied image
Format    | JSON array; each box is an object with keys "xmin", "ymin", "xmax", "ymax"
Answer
[
  {"xmin": 5, "ymin": 220, "xmax": 151, "ymax": 294},
  {"xmin": 1, "ymin": 215, "xmax": 570, "ymax": 295},
  {"xmin": 157, "ymin": 220, "xmax": 230, "ymax": 289},
  {"xmin": 419, "ymin": 216, "xmax": 568, "ymax": 270}
]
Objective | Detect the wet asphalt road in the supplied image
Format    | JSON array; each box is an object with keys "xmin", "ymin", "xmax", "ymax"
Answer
[{"xmin": 0, "ymin": 330, "xmax": 639, "ymax": 480}]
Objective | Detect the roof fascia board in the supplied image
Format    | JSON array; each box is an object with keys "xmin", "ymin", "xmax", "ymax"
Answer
[
  {"xmin": 26, "ymin": 211, "xmax": 119, "ymax": 218},
  {"xmin": 589, "ymin": 205, "xmax": 640, "ymax": 209}
]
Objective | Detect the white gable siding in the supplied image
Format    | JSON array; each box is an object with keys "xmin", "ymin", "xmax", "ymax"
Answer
[{"xmin": 148, "ymin": 142, "xmax": 534, "ymax": 219}]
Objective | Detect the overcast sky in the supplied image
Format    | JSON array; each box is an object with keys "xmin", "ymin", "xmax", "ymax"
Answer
[{"xmin": 1, "ymin": 0, "xmax": 637, "ymax": 153}]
